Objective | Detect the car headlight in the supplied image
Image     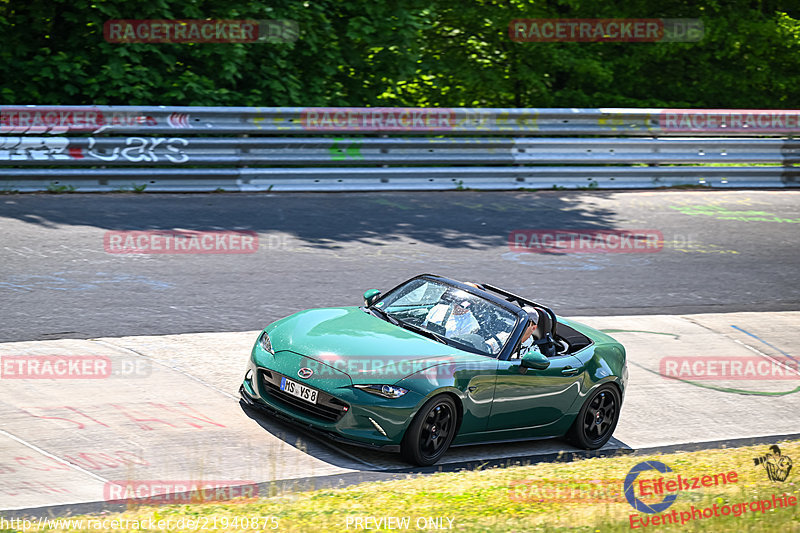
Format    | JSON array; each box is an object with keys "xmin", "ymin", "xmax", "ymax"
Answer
[
  {"xmin": 354, "ymin": 384, "xmax": 409, "ymax": 399},
  {"xmin": 258, "ymin": 331, "xmax": 274, "ymax": 354}
]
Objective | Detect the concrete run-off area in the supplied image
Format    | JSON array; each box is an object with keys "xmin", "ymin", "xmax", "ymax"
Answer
[{"xmin": 0, "ymin": 311, "xmax": 797, "ymax": 512}]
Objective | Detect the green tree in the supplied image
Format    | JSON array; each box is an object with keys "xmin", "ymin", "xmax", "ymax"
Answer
[
  {"xmin": 0, "ymin": 0, "xmax": 798, "ymax": 107},
  {"xmin": 380, "ymin": 0, "xmax": 800, "ymax": 108},
  {"xmin": 0, "ymin": 0, "xmax": 425, "ymax": 105}
]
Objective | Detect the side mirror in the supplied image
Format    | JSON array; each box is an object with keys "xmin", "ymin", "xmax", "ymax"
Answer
[
  {"xmin": 363, "ymin": 289, "xmax": 381, "ymax": 307},
  {"xmin": 521, "ymin": 349, "xmax": 550, "ymax": 370}
]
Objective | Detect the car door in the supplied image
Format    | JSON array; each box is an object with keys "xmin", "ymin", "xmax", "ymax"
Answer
[{"xmin": 487, "ymin": 351, "xmax": 583, "ymax": 431}]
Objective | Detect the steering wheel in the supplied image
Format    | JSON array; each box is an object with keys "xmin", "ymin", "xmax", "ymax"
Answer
[{"xmin": 457, "ymin": 333, "xmax": 492, "ymax": 354}]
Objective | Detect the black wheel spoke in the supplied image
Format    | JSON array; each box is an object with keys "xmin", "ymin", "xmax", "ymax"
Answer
[
  {"xmin": 583, "ymin": 409, "xmax": 596, "ymax": 431},
  {"xmin": 417, "ymin": 401, "xmax": 454, "ymax": 460},
  {"xmin": 580, "ymin": 389, "xmax": 617, "ymax": 444}
]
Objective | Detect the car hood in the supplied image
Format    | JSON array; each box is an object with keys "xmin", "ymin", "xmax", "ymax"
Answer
[{"xmin": 267, "ymin": 306, "xmax": 482, "ymax": 382}]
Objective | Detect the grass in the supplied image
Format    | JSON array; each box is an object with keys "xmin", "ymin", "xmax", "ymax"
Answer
[{"xmin": 4, "ymin": 440, "xmax": 799, "ymax": 532}]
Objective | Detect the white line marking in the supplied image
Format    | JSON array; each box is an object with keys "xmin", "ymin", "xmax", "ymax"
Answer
[
  {"xmin": 683, "ymin": 315, "xmax": 800, "ymax": 377},
  {"xmin": 0, "ymin": 428, "xmax": 109, "ymax": 484},
  {"xmin": 732, "ymin": 338, "xmax": 800, "ymax": 377}
]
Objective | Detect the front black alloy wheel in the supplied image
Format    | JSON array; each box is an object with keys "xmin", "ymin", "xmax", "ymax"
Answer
[
  {"xmin": 401, "ymin": 395, "xmax": 457, "ymax": 466},
  {"xmin": 568, "ymin": 384, "xmax": 620, "ymax": 450}
]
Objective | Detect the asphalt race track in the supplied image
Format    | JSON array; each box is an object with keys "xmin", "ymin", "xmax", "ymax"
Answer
[
  {"xmin": 1, "ymin": 190, "xmax": 799, "ymax": 514},
  {"xmin": 2, "ymin": 190, "xmax": 800, "ymax": 342}
]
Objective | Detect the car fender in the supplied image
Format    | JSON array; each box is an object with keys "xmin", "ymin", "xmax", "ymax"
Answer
[
  {"xmin": 561, "ymin": 341, "xmax": 626, "ymax": 415},
  {"xmin": 396, "ymin": 359, "xmax": 498, "ymax": 435}
]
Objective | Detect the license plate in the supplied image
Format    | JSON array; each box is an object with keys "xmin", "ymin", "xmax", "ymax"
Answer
[{"xmin": 280, "ymin": 376, "xmax": 319, "ymax": 404}]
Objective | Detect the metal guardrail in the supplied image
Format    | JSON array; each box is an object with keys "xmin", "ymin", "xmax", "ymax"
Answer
[
  {"xmin": 1, "ymin": 137, "xmax": 798, "ymax": 166},
  {"xmin": 1, "ymin": 106, "xmax": 799, "ymax": 191},
  {"xmin": 3, "ymin": 166, "xmax": 796, "ymax": 192},
  {"xmin": 2, "ymin": 106, "xmax": 800, "ymax": 135}
]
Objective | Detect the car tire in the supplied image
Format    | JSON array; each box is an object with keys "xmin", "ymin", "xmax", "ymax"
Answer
[
  {"xmin": 401, "ymin": 394, "xmax": 458, "ymax": 466},
  {"xmin": 567, "ymin": 384, "xmax": 620, "ymax": 450}
]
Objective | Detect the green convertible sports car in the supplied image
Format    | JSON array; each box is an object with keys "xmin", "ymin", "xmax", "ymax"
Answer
[{"xmin": 240, "ymin": 274, "xmax": 628, "ymax": 466}]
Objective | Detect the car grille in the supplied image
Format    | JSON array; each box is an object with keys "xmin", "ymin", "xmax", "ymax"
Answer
[{"xmin": 258, "ymin": 369, "xmax": 349, "ymax": 422}]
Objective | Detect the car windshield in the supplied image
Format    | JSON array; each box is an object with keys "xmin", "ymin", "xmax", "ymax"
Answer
[{"xmin": 373, "ymin": 278, "xmax": 518, "ymax": 356}]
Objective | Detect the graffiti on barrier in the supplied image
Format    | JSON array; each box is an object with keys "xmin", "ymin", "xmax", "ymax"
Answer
[
  {"xmin": 0, "ymin": 137, "xmax": 189, "ymax": 163},
  {"xmin": 84, "ymin": 137, "xmax": 189, "ymax": 163},
  {"xmin": 0, "ymin": 137, "xmax": 71, "ymax": 160}
]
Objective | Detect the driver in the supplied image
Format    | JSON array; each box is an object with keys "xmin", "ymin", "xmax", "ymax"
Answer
[
  {"xmin": 485, "ymin": 306, "xmax": 539, "ymax": 354},
  {"xmin": 519, "ymin": 306, "xmax": 557, "ymax": 357},
  {"xmin": 424, "ymin": 289, "xmax": 480, "ymax": 337},
  {"xmin": 518, "ymin": 306, "xmax": 540, "ymax": 352}
]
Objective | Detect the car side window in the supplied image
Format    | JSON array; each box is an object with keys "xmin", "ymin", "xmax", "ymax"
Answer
[
  {"xmin": 509, "ymin": 337, "xmax": 532, "ymax": 360},
  {"xmin": 508, "ymin": 319, "xmax": 536, "ymax": 360}
]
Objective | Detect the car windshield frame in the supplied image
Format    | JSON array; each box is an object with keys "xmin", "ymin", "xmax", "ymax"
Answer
[{"xmin": 368, "ymin": 275, "xmax": 523, "ymax": 358}]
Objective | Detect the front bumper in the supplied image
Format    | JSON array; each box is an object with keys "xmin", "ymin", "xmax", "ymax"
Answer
[
  {"xmin": 241, "ymin": 358, "xmax": 424, "ymax": 450},
  {"xmin": 239, "ymin": 385, "xmax": 401, "ymax": 452}
]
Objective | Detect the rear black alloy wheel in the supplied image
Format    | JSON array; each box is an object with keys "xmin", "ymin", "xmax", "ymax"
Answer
[
  {"xmin": 401, "ymin": 395, "xmax": 457, "ymax": 466},
  {"xmin": 569, "ymin": 384, "xmax": 620, "ymax": 450}
]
